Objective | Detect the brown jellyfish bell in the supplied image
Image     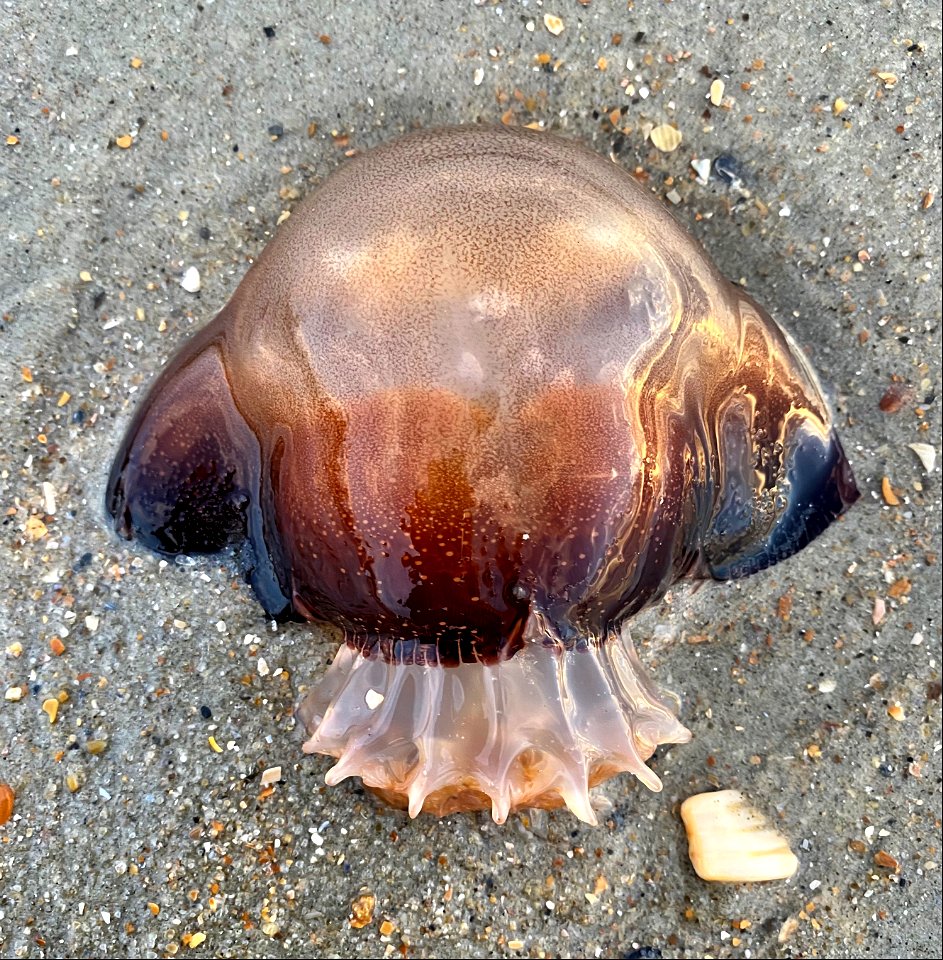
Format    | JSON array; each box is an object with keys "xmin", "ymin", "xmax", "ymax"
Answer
[{"xmin": 107, "ymin": 126, "xmax": 858, "ymax": 824}]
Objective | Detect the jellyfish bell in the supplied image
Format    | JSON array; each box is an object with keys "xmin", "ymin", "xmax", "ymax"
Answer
[{"xmin": 107, "ymin": 126, "xmax": 858, "ymax": 824}]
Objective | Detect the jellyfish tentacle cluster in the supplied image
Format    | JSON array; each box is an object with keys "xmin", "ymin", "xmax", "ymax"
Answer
[{"xmin": 107, "ymin": 126, "xmax": 858, "ymax": 822}]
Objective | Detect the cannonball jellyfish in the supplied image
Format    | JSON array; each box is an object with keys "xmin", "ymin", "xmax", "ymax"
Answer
[{"xmin": 107, "ymin": 126, "xmax": 859, "ymax": 824}]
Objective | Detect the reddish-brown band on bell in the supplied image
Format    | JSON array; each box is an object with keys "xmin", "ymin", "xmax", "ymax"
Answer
[{"xmin": 107, "ymin": 126, "xmax": 858, "ymax": 821}]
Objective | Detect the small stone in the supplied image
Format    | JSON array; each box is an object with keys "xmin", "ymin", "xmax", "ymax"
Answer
[
  {"xmin": 872, "ymin": 596, "xmax": 887, "ymax": 625},
  {"xmin": 473, "ymin": 67, "xmax": 485, "ymax": 86},
  {"xmin": 543, "ymin": 14, "xmax": 564, "ymax": 36},
  {"xmin": 680, "ymin": 789, "xmax": 799, "ymax": 882},
  {"xmin": 887, "ymin": 703, "xmax": 905, "ymax": 722},
  {"xmin": 5, "ymin": 686, "xmax": 24, "ymax": 702},
  {"xmin": 187, "ymin": 931, "xmax": 206, "ymax": 948},
  {"xmin": 709, "ymin": 78, "xmax": 725, "ymax": 106},
  {"xmin": 650, "ymin": 124, "xmax": 682, "ymax": 153},
  {"xmin": 85, "ymin": 614, "xmax": 100, "ymax": 633},
  {"xmin": 832, "ymin": 96, "xmax": 848, "ymax": 115},
  {"xmin": 365, "ymin": 688, "xmax": 385, "ymax": 710},
  {"xmin": 349, "ymin": 892, "xmax": 376, "ymax": 928},
  {"xmin": 42, "ymin": 698, "xmax": 59, "ymax": 723},
  {"xmin": 115, "ymin": 134, "xmax": 133, "ymax": 149},
  {"xmin": 180, "ymin": 266, "xmax": 201, "ymax": 293}
]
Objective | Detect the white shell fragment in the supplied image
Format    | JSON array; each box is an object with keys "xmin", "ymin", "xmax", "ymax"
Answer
[
  {"xmin": 907, "ymin": 442, "xmax": 936, "ymax": 474},
  {"xmin": 42, "ymin": 481, "xmax": 57, "ymax": 515},
  {"xmin": 680, "ymin": 789, "xmax": 799, "ymax": 882},
  {"xmin": 180, "ymin": 266, "xmax": 202, "ymax": 293},
  {"xmin": 690, "ymin": 158, "xmax": 712, "ymax": 184}
]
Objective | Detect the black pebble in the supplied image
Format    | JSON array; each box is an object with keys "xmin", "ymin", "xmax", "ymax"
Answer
[
  {"xmin": 200, "ymin": 705, "xmax": 212, "ymax": 720},
  {"xmin": 263, "ymin": 25, "xmax": 275, "ymax": 38},
  {"xmin": 268, "ymin": 123, "xmax": 284, "ymax": 138},
  {"xmin": 625, "ymin": 949, "xmax": 662, "ymax": 960}
]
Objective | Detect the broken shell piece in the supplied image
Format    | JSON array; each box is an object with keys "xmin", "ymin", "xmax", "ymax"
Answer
[
  {"xmin": 260, "ymin": 765, "xmax": 282, "ymax": 786},
  {"xmin": 650, "ymin": 123, "xmax": 682, "ymax": 153},
  {"xmin": 908, "ymin": 442, "xmax": 936, "ymax": 474},
  {"xmin": 680, "ymin": 789, "xmax": 799, "ymax": 882}
]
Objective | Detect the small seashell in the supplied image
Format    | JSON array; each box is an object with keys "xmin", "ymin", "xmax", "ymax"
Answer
[
  {"xmin": 907, "ymin": 442, "xmax": 936, "ymax": 473},
  {"xmin": 680, "ymin": 789, "xmax": 799, "ymax": 882},
  {"xmin": 650, "ymin": 123, "xmax": 682, "ymax": 153}
]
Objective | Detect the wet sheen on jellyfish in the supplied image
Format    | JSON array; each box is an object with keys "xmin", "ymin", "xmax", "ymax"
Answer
[{"xmin": 107, "ymin": 126, "xmax": 859, "ymax": 824}]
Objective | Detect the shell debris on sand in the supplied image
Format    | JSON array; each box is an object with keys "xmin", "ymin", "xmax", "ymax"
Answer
[
  {"xmin": 680, "ymin": 789, "xmax": 799, "ymax": 882},
  {"xmin": 0, "ymin": 783, "xmax": 14, "ymax": 826}
]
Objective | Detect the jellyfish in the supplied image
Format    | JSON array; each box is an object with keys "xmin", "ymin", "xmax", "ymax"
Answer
[{"xmin": 107, "ymin": 126, "xmax": 858, "ymax": 824}]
